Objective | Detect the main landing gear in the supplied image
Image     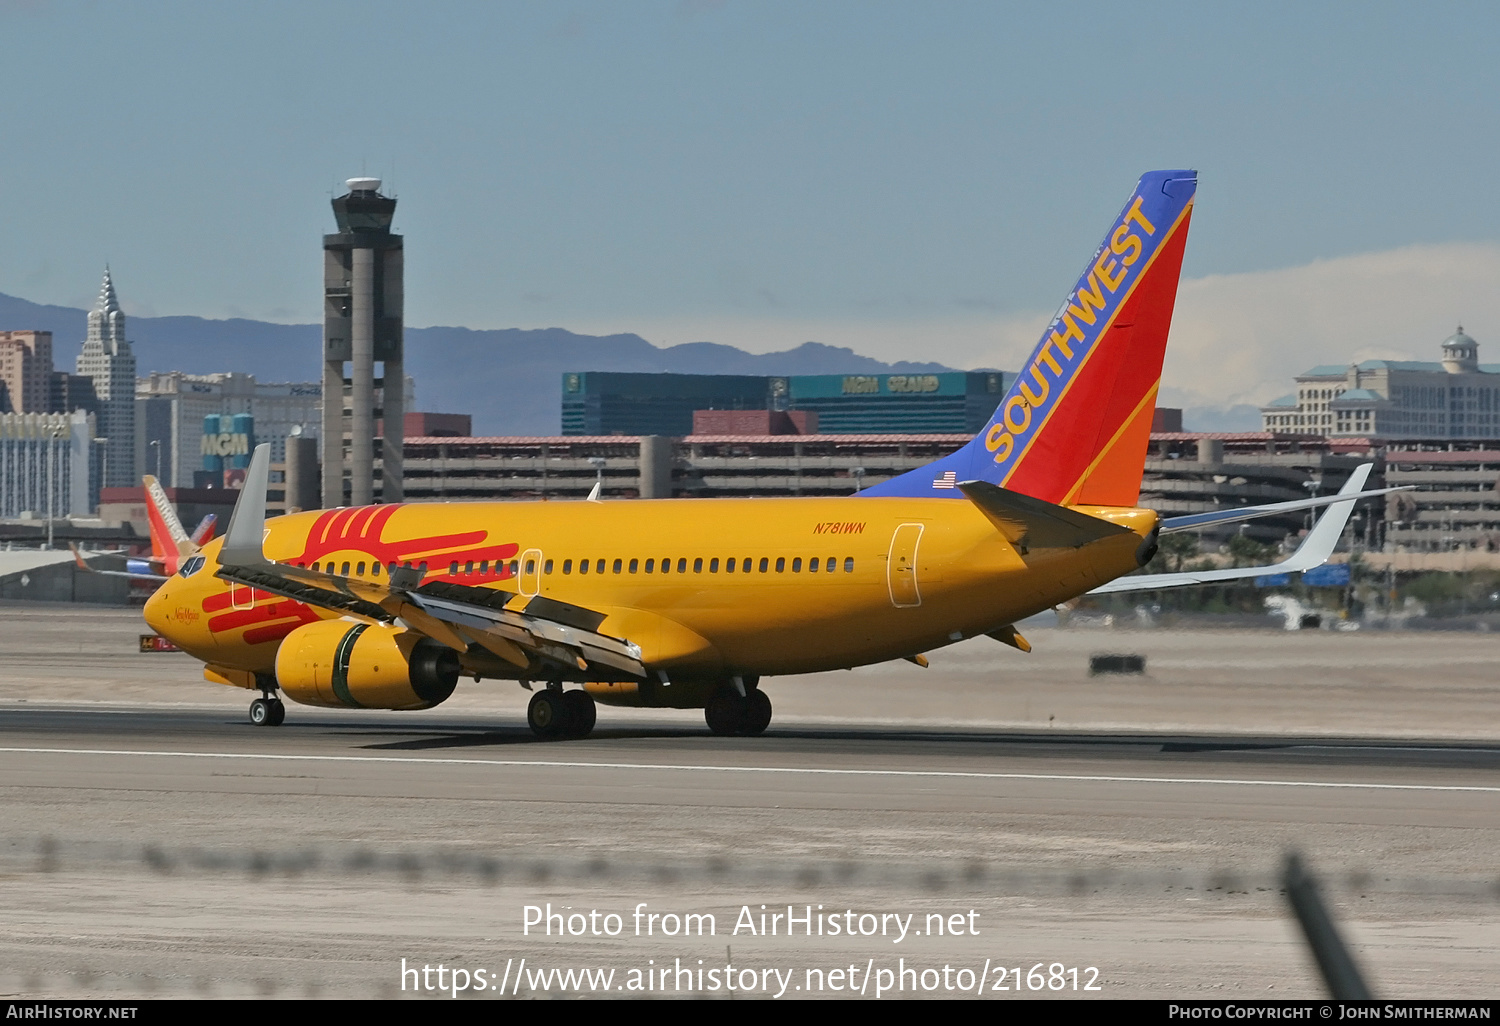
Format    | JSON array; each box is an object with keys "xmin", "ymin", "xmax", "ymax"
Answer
[
  {"xmin": 705, "ymin": 681, "xmax": 771, "ymax": 737},
  {"xmin": 248, "ymin": 695, "xmax": 285, "ymax": 727},
  {"xmin": 527, "ymin": 686, "xmax": 596, "ymax": 740}
]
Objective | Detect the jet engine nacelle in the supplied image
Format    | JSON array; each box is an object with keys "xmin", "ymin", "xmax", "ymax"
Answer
[{"xmin": 275, "ymin": 620, "xmax": 460, "ymax": 710}]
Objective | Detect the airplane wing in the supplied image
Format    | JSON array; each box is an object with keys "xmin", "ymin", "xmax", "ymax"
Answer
[
  {"xmin": 214, "ymin": 445, "xmax": 646, "ymax": 679},
  {"xmin": 1157, "ymin": 464, "xmax": 1407, "ymax": 533},
  {"xmin": 1089, "ymin": 463, "xmax": 1374, "ymax": 594},
  {"xmin": 69, "ymin": 544, "xmax": 169, "ymax": 581}
]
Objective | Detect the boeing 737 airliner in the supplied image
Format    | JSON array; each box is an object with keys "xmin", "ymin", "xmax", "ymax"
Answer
[{"xmin": 143, "ymin": 171, "xmax": 1397, "ymax": 737}]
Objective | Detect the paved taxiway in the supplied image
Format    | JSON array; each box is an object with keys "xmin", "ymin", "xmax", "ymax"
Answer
[{"xmin": 0, "ymin": 605, "xmax": 1496, "ymax": 998}]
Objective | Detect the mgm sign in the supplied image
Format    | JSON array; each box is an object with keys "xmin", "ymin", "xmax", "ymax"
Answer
[
  {"xmin": 841, "ymin": 374, "xmax": 942, "ymax": 395},
  {"xmin": 202, "ymin": 430, "xmax": 251, "ymax": 459},
  {"xmin": 202, "ymin": 413, "xmax": 255, "ymax": 472}
]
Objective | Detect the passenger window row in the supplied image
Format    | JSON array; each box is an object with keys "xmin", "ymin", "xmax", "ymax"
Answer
[
  {"xmin": 444, "ymin": 559, "xmax": 519, "ymax": 577},
  {"xmin": 302, "ymin": 559, "xmax": 429, "ymax": 577},
  {"xmin": 560, "ymin": 555, "xmax": 855, "ymax": 576},
  {"xmin": 301, "ymin": 558, "xmax": 538, "ymax": 580},
  {"xmin": 298, "ymin": 554, "xmax": 855, "ymax": 582}
]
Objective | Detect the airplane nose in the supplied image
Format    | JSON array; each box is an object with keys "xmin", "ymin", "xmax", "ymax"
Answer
[{"xmin": 143, "ymin": 580, "xmax": 174, "ymax": 638}]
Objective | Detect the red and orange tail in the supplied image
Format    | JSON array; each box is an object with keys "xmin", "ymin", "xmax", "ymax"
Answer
[
  {"xmin": 143, "ymin": 475, "xmax": 196, "ymax": 575},
  {"xmin": 862, "ymin": 170, "xmax": 1196, "ymax": 507}
]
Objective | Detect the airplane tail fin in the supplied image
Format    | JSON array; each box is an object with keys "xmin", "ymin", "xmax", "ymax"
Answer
[
  {"xmin": 862, "ymin": 169, "xmax": 1196, "ymax": 506},
  {"xmin": 189, "ymin": 514, "xmax": 217, "ymax": 546},
  {"xmin": 143, "ymin": 475, "xmax": 196, "ymax": 574}
]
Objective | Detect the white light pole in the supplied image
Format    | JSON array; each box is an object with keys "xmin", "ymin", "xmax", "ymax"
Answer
[
  {"xmin": 46, "ymin": 427, "xmax": 63, "ymax": 550},
  {"xmin": 150, "ymin": 438, "xmax": 162, "ymax": 481}
]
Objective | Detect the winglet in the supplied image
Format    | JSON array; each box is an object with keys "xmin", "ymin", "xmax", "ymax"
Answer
[
  {"xmin": 218, "ymin": 444, "xmax": 272, "ymax": 567},
  {"xmin": 1279, "ymin": 464, "xmax": 1371, "ymax": 572}
]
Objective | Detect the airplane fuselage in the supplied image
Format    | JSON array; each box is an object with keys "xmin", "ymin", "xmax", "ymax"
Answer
[{"xmin": 145, "ymin": 496, "xmax": 1156, "ymax": 687}]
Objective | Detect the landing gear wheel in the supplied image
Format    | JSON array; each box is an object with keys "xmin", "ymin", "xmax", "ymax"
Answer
[
  {"xmin": 562, "ymin": 690, "xmax": 596, "ymax": 738},
  {"xmin": 267, "ymin": 698, "xmax": 286, "ymax": 727},
  {"xmin": 528, "ymin": 689, "xmax": 571, "ymax": 738},
  {"xmin": 704, "ymin": 686, "xmax": 747, "ymax": 736},
  {"xmin": 741, "ymin": 688, "xmax": 772, "ymax": 736},
  {"xmin": 248, "ymin": 698, "xmax": 272, "ymax": 727}
]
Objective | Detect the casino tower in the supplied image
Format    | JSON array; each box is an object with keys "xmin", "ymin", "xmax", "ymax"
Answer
[{"xmin": 75, "ymin": 268, "xmax": 136, "ymax": 488}]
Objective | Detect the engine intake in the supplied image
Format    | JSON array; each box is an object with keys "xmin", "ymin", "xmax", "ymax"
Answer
[{"xmin": 275, "ymin": 620, "xmax": 460, "ymax": 710}]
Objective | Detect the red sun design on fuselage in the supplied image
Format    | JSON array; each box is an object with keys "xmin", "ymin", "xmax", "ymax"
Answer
[
  {"xmin": 203, "ymin": 505, "xmax": 521, "ymax": 647},
  {"xmin": 290, "ymin": 505, "xmax": 521, "ymax": 583},
  {"xmin": 204, "ymin": 590, "xmax": 322, "ymax": 646}
]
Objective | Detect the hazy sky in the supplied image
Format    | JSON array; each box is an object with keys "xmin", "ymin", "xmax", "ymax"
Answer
[{"xmin": 4, "ymin": 1, "xmax": 1499, "ymax": 411}]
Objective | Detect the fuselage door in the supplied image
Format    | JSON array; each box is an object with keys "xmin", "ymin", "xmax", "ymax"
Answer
[
  {"xmin": 887, "ymin": 523, "xmax": 924, "ymax": 608},
  {"xmin": 519, "ymin": 548, "xmax": 543, "ymax": 597}
]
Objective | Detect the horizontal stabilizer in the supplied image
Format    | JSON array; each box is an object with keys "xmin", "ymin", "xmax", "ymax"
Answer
[
  {"xmin": 958, "ymin": 480, "xmax": 1132, "ymax": 551},
  {"xmin": 68, "ymin": 543, "xmax": 168, "ymax": 581}
]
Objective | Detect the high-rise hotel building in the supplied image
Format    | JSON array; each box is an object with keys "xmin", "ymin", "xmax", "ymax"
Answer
[{"xmin": 75, "ymin": 269, "xmax": 136, "ymax": 487}]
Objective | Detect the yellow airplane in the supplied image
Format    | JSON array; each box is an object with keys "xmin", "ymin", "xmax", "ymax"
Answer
[{"xmin": 143, "ymin": 170, "xmax": 1396, "ymax": 737}]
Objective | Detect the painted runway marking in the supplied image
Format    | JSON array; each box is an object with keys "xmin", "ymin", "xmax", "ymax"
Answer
[{"xmin": 0, "ymin": 746, "xmax": 1496, "ymax": 793}]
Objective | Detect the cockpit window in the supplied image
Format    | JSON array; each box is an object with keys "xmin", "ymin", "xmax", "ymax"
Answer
[{"xmin": 178, "ymin": 555, "xmax": 207, "ymax": 578}]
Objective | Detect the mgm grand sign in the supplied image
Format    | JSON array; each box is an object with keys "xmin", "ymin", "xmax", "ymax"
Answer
[
  {"xmin": 202, "ymin": 413, "xmax": 255, "ymax": 469},
  {"xmin": 201, "ymin": 429, "xmax": 252, "ymax": 459},
  {"xmin": 841, "ymin": 375, "xmax": 942, "ymax": 395}
]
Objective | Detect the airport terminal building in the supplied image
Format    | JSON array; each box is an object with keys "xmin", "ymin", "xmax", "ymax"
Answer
[{"xmin": 399, "ymin": 426, "xmax": 1378, "ymax": 549}]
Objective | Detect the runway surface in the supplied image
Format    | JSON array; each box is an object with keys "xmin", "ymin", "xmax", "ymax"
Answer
[{"xmin": 0, "ymin": 606, "xmax": 1497, "ymax": 999}]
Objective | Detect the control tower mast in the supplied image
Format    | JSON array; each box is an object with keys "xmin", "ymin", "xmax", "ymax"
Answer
[{"xmin": 322, "ymin": 177, "xmax": 403, "ymax": 507}]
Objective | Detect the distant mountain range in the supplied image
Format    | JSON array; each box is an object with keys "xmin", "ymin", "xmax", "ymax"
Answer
[{"xmin": 0, "ymin": 291, "xmax": 959, "ymax": 435}]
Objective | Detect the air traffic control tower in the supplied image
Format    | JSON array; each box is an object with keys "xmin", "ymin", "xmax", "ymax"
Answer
[{"xmin": 322, "ymin": 177, "xmax": 404, "ymax": 506}]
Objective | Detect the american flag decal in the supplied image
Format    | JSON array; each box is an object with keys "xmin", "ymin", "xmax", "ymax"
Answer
[{"xmin": 932, "ymin": 471, "xmax": 957, "ymax": 490}]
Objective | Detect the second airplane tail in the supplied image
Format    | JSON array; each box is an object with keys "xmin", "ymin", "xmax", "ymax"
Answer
[
  {"xmin": 863, "ymin": 169, "xmax": 1196, "ymax": 507},
  {"xmin": 144, "ymin": 474, "xmax": 198, "ymax": 574}
]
